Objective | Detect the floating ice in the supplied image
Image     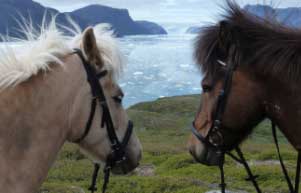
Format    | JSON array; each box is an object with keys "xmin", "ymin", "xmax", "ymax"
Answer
[
  {"xmin": 133, "ymin": 71, "xmax": 144, "ymax": 75},
  {"xmin": 119, "ymin": 34, "xmax": 202, "ymax": 107}
]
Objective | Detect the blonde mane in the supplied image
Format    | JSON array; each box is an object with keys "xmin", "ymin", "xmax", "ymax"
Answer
[{"xmin": 0, "ymin": 18, "xmax": 124, "ymax": 89}]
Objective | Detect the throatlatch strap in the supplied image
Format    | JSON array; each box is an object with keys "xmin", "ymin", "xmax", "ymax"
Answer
[{"xmin": 75, "ymin": 99, "xmax": 97, "ymax": 143}]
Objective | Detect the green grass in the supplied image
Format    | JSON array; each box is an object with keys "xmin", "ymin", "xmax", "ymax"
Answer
[{"xmin": 40, "ymin": 95, "xmax": 297, "ymax": 193}]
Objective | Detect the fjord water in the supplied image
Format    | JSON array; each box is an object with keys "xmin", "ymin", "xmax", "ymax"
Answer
[
  {"xmin": 0, "ymin": 33, "xmax": 202, "ymax": 108},
  {"xmin": 119, "ymin": 34, "xmax": 202, "ymax": 107}
]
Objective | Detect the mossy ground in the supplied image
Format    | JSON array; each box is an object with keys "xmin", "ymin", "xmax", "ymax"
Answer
[{"xmin": 41, "ymin": 95, "xmax": 297, "ymax": 193}]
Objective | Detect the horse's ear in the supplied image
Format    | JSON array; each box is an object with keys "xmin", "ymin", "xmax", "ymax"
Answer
[
  {"xmin": 219, "ymin": 20, "xmax": 241, "ymax": 47},
  {"xmin": 218, "ymin": 20, "xmax": 241, "ymax": 60},
  {"xmin": 82, "ymin": 27, "xmax": 104, "ymax": 68},
  {"xmin": 218, "ymin": 20, "xmax": 231, "ymax": 47},
  {"xmin": 218, "ymin": 21, "xmax": 232, "ymax": 60}
]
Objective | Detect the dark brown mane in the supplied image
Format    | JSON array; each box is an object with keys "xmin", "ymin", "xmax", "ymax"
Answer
[{"xmin": 195, "ymin": 0, "xmax": 301, "ymax": 82}]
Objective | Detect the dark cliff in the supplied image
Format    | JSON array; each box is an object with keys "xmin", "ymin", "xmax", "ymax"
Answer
[{"xmin": 0, "ymin": 0, "xmax": 167, "ymax": 38}]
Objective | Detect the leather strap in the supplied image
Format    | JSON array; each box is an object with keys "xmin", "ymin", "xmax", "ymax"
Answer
[
  {"xmin": 272, "ymin": 122, "xmax": 301, "ymax": 193},
  {"xmin": 219, "ymin": 155, "xmax": 226, "ymax": 193},
  {"xmin": 74, "ymin": 99, "xmax": 97, "ymax": 143},
  {"xmin": 226, "ymin": 148, "xmax": 261, "ymax": 193},
  {"xmin": 88, "ymin": 163, "xmax": 100, "ymax": 193}
]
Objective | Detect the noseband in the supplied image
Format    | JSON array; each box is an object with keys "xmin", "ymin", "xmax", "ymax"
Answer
[
  {"xmin": 73, "ymin": 48, "xmax": 133, "ymax": 193},
  {"xmin": 191, "ymin": 42, "xmax": 301, "ymax": 192}
]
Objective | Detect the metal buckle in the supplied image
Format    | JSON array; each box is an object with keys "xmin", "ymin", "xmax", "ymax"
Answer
[
  {"xmin": 111, "ymin": 141, "xmax": 121, "ymax": 151},
  {"xmin": 209, "ymin": 131, "xmax": 224, "ymax": 147},
  {"xmin": 214, "ymin": 120, "xmax": 221, "ymax": 130},
  {"xmin": 209, "ymin": 120, "xmax": 224, "ymax": 147},
  {"xmin": 111, "ymin": 140, "xmax": 118, "ymax": 147}
]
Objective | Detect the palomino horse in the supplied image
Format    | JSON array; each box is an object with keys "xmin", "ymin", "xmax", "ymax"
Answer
[
  {"xmin": 0, "ymin": 20, "xmax": 142, "ymax": 193},
  {"xmin": 188, "ymin": 1, "xmax": 301, "ymax": 193}
]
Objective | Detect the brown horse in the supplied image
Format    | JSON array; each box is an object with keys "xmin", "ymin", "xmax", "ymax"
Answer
[
  {"xmin": 0, "ymin": 21, "xmax": 142, "ymax": 193},
  {"xmin": 188, "ymin": 1, "xmax": 301, "ymax": 167}
]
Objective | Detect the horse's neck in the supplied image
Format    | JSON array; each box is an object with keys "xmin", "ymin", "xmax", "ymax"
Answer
[
  {"xmin": 265, "ymin": 79, "xmax": 301, "ymax": 149},
  {"xmin": 0, "ymin": 55, "xmax": 85, "ymax": 193}
]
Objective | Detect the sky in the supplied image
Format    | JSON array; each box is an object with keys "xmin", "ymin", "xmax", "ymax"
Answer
[{"xmin": 35, "ymin": 0, "xmax": 301, "ymax": 24}]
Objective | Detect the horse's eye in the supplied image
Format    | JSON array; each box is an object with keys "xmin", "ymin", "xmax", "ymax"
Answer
[
  {"xmin": 202, "ymin": 85, "xmax": 212, "ymax": 93},
  {"xmin": 112, "ymin": 95, "xmax": 123, "ymax": 104}
]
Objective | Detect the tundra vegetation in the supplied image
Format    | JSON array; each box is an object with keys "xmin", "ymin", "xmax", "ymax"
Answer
[{"xmin": 40, "ymin": 95, "xmax": 296, "ymax": 193}]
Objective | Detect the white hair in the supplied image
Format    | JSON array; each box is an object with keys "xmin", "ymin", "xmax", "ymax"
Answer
[{"xmin": 0, "ymin": 17, "xmax": 124, "ymax": 89}]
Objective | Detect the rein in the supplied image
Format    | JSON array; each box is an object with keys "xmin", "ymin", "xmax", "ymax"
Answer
[
  {"xmin": 73, "ymin": 48, "xmax": 133, "ymax": 193},
  {"xmin": 191, "ymin": 44, "xmax": 301, "ymax": 192},
  {"xmin": 272, "ymin": 122, "xmax": 301, "ymax": 193}
]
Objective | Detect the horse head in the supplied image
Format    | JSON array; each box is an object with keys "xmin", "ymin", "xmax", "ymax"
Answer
[{"xmin": 69, "ymin": 27, "xmax": 142, "ymax": 174}]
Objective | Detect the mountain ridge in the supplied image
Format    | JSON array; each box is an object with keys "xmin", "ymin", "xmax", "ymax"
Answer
[
  {"xmin": 0, "ymin": 0, "xmax": 167, "ymax": 38},
  {"xmin": 186, "ymin": 4, "xmax": 301, "ymax": 34},
  {"xmin": 244, "ymin": 4, "xmax": 301, "ymax": 28}
]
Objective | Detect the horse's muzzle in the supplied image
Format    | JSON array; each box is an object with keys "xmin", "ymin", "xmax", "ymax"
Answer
[{"xmin": 111, "ymin": 150, "xmax": 142, "ymax": 175}]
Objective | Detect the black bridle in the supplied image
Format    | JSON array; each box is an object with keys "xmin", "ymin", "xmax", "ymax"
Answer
[
  {"xmin": 191, "ymin": 45, "xmax": 239, "ymax": 151},
  {"xmin": 191, "ymin": 45, "xmax": 301, "ymax": 192},
  {"xmin": 73, "ymin": 48, "xmax": 133, "ymax": 193}
]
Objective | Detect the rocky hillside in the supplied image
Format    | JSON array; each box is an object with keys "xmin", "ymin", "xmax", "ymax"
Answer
[
  {"xmin": 69, "ymin": 5, "xmax": 167, "ymax": 36},
  {"xmin": 0, "ymin": 0, "xmax": 167, "ymax": 38}
]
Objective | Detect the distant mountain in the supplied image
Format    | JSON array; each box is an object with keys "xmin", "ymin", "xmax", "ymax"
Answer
[
  {"xmin": 186, "ymin": 4, "xmax": 301, "ymax": 34},
  {"xmin": 245, "ymin": 4, "xmax": 301, "ymax": 28},
  {"xmin": 0, "ymin": 0, "xmax": 85, "ymax": 38},
  {"xmin": 136, "ymin": 21, "xmax": 167, "ymax": 35},
  {"xmin": 186, "ymin": 26, "xmax": 201, "ymax": 34},
  {"xmin": 244, "ymin": 4, "xmax": 275, "ymax": 18},
  {"xmin": 70, "ymin": 5, "xmax": 167, "ymax": 36},
  {"xmin": 0, "ymin": 0, "xmax": 167, "ymax": 38}
]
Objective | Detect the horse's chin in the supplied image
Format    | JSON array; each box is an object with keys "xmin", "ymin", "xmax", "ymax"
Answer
[
  {"xmin": 111, "ymin": 159, "xmax": 140, "ymax": 175},
  {"xmin": 190, "ymin": 145, "xmax": 224, "ymax": 166}
]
